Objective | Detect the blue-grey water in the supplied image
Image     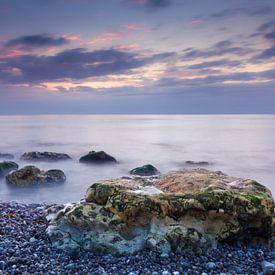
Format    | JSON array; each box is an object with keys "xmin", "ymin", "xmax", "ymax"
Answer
[{"xmin": 0, "ymin": 115, "xmax": 274, "ymax": 203}]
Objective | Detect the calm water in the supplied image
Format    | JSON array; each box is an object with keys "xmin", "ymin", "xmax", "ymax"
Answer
[{"xmin": 0, "ymin": 115, "xmax": 274, "ymax": 203}]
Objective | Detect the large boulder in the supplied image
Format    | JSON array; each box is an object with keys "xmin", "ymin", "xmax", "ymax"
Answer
[
  {"xmin": 46, "ymin": 169, "xmax": 274, "ymax": 256},
  {"xmin": 21, "ymin": 151, "xmax": 71, "ymax": 162},
  {"xmin": 130, "ymin": 164, "xmax": 160, "ymax": 176},
  {"xmin": 79, "ymin": 151, "xmax": 117, "ymax": 164},
  {"xmin": 0, "ymin": 153, "xmax": 14, "ymax": 159},
  {"xmin": 6, "ymin": 166, "xmax": 66, "ymax": 186},
  {"xmin": 0, "ymin": 161, "xmax": 18, "ymax": 177}
]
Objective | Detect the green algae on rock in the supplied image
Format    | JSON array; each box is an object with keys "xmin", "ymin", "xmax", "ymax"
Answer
[
  {"xmin": 130, "ymin": 164, "xmax": 160, "ymax": 176},
  {"xmin": 46, "ymin": 169, "xmax": 274, "ymax": 256},
  {"xmin": 0, "ymin": 161, "xmax": 18, "ymax": 177},
  {"xmin": 6, "ymin": 165, "xmax": 66, "ymax": 186}
]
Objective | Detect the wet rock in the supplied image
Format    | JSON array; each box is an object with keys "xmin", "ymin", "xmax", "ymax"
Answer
[
  {"xmin": 261, "ymin": 261, "xmax": 275, "ymax": 275},
  {"xmin": 6, "ymin": 165, "xmax": 66, "ymax": 186},
  {"xmin": 206, "ymin": 262, "xmax": 216, "ymax": 270},
  {"xmin": 0, "ymin": 153, "xmax": 14, "ymax": 159},
  {"xmin": 79, "ymin": 151, "xmax": 117, "ymax": 164},
  {"xmin": 21, "ymin": 151, "xmax": 71, "ymax": 162},
  {"xmin": 46, "ymin": 169, "xmax": 274, "ymax": 256},
  {"xmin": 44, "ymin": 169, "xmax": 66, "ymax": 183},
  {"xmin": 0, "ymin": 161, "xmax": 18, "ymax": 177},
  {"xmin": 185, "ymin": 161, "xmax": 210, "ymax": 166},
  {"xmin": 130, "ymin": 164, "xmax": 160, "ymax": 176}
]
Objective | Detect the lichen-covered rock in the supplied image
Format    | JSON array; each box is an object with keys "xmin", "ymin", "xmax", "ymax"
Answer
[
  {"xmin": 46, "ymin": 169, "xmax": 274, "ymax": 256},
  {"xmin": 79, "ymin": 151, "xmax": 117, "ymax": 164},
  {"xmin": 130, "ymin": 164, "xmax": 160, "ymax": 176},
  {"xmin": 21, "ymin": 151, "xmax": 71, "ymax": 162},
  {"xmin": 0, "ymin": 161, "xmax": 18, "ymax": 177},
  {"xmin": 6, "ymin": 165, "xmax": 66, "ymax": 186}
]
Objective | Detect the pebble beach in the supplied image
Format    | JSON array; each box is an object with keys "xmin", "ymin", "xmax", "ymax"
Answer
[{"xmin": 0, "ymin": 202, "xmax": 274, "ymax": 275}]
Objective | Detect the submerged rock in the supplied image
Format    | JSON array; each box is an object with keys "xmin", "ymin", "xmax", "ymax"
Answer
[
  {"xmin": 46, "ymin": 169, "xmax": 274, "ymax": 256},
  {"xmin": 130, "ymin": 164, "xmax": 160, "ymax": 176},
  {"xmin": 0, "ymin": 161, "xmax": 18, "ymax": 177},
  {"xmin": 6, "ymin": 165, "xmax": 66, "ymax": 186},
  {"xmin": 79, "ymin": 151, "xmax": 117, "ymax": 164},
  {"xmin": 0, "ymin": 153, "xmax": 14, "ymax": 159},
  {"xmin": 21, "ymin": 151, "xmax": 71, "ymax": 162},
  {"xmin": 185, "ymin": 161, "xmax": 210, "ymax": 166}
]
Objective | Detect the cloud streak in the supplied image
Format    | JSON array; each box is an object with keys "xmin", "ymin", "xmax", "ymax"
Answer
[
  {"xmin": 126, "ymin": 0, "xmax": 172, "ymax": 11},
  {"xmin": 182, "ymin": 40, "xmax": 253, "ymax": 59},
  {"xmin": 0, "ymin": 48, "xmax": 146, "ymax": 84},
  {"xmin": 5, "ymin": 34, "xmax": 69, "ymax": 49}
]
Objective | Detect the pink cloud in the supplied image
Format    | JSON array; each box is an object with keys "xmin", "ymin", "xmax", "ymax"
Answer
[
  {"xmin": 115, "ymin": 43, "xmax": 140, "ymax": 50},
  {"xmin": 124, "ymin": 24, "xmax": 144, "ymax": 31},
  {"xmin": 0, "ymin": 49, "xmax": 24, "ymax": 58},
  {"xmin": 134, "ymin": 0, "xmax": 146, "ymax": 5},
  {"xmin": 89, "ymin": 32, "xmax": 123, "ymax": 45},
  {"xmin": 61, "ymin": 34, "xmax": 81, "ymax": 42}
]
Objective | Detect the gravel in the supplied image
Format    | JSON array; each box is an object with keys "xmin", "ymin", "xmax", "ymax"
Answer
[{"xmin": 0, "ymin": 202, "xmax": 274, "ymax": 274}]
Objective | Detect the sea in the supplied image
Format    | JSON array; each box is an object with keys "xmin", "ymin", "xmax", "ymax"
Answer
[{"xmin": 0, "ymin": 115, "xmax": 274, "ymax": 204}]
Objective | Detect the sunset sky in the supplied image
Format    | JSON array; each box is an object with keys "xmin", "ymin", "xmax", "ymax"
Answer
[{"xmin": 0, "ymin": 0, "xmax": 275, "ymax": 114}]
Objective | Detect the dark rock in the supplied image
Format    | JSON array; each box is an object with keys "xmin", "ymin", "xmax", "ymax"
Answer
[
  {"xmin": 0, "ymin": 161, "xmax": 19, "ymax": 177},
  {"xmin": 43, "ymin": 169, "xmax": 66, "ymax": 183},
  {"xmin": 130, "ymin": 164, "xmax": 160, "ymax": 176},
  {"xmin": 6, "ymin": 165, "xmax": 66, "ymax": 186},
  {"xmin": 0, "ymin": 153, "xmax": 14, "ymax": 159},
  {"xmin": 185, "ymin": 161, "xmax": 210, "ymax": 166},
  {"xmin": 79, "ymin": 151, "xmax": 117, "ymax": 164},
  {"xmin": 21, "ymin": 151, "xmax": 71, "ymax": 162}
]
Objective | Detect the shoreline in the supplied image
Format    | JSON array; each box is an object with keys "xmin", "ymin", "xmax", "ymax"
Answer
[{"xmin": 0, "ymin": 202, "xmax": 274, "ymax": 274}]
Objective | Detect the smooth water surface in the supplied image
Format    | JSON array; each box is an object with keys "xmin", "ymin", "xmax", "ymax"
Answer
[{"xmin": 0, "ymin": 115, "xmax": 274, "ymax": 203}]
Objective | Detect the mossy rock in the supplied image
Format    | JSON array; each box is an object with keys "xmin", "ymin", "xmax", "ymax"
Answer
[
  {"xmin": 0, "ymin": 161, "xmax": 18, "ymax": 177},
  {"xmin": 46, "ymin": 169, "xmax": 275, "ymax": 256},
  {"xmin": 6, "ymin": 165, "xmax": 66, "ymax": 186}
]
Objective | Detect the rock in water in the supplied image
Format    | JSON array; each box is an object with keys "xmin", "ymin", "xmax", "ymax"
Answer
[
  {"xmin": 21, "ymin": 151, "xmax": 71, "ymax": 162},
  {"xmin": 79, "ymin": 151, "xmax": 117, "ymax": 164},
  {"xmin": 185, "ymin": 161, "xmax": 210, "ymax": 166},
  {"xmin": 0, "ymin": 161, "xmax": 18, "ymax": 177},
  {"xmin": 6, "ymin": 165, "xmax": 66, "ymax": 186},
  {"xmin": 46, "ymin": 169, "xmax": 275, "ymax": 256},
  {"xmin": 0, "ymin": 153, "xmax": 14, "ymax": 159},
  {"xmin": 130, "ymin": 164, "xmax": 160, "ymax": 176}
]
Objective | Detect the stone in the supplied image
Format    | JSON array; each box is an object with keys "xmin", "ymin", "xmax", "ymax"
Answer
[
  {"xmin": 6, "ymin": 165, "xmax": 66, "ymax": 186},
  {"xmin": 46, "ymin": 168, "xmax": 275, "ymax": 256},
  {"xmin": 185, "ymin": 161, "xmax": 210, "ymax": 166},
  {"xmin": 0, "ymin": 153, "xmax": 14, "ymax": 159},
  {"xmin": 43, "ymin": 169, "xmax": 66, "ymax": 183},
  {"xmin": 0, "ymin": 161, "xmax": 18, "ymax": 177},
  {"xmin": 261, "ymin": 261, "xmax": 275, "ymax": 275},
  {"xmin": 21, "ymin": 151, "xmax": 71, "ymax": 162},
  {"xmin": 130, "ymin": 164, "xmax": 160, "ymax": 176},
  {"xmin": 206, "ymin": 262, "xmax": 216, "ymax": 270},
  {"xmin": 79, "ymin": 151, "xmax": 117, "ymax": 164},
  {"xmin": 0, "ymin": 261, "xmax": 5, "ymax": 270}
]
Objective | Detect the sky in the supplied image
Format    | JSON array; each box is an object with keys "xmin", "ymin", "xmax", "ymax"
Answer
[{"xmin": 0, "ymin": 0, "xmax": 275, "ymax": 114}]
